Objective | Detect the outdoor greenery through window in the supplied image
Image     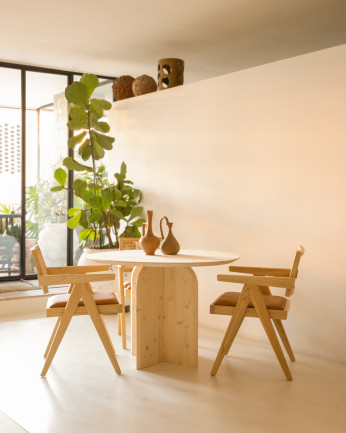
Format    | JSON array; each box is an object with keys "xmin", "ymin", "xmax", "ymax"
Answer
[{"xmin": 0, "ymin": 63, "xmax": 114, "ymax": 280}]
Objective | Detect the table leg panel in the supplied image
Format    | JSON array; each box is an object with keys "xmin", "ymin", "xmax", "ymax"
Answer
[
  {"xmin": 134, "ymin": 266, "xmax": 198, "ymax": 370},
  {"xmin": 135, "ymin": 267, "xmax": 164, "ymax": 369},
  {"xmin": 161, "ymin": 267, "xmax": 198, "ymax": 367}
]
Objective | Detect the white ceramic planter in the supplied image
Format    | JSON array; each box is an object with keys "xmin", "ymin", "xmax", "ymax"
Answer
[
  {"xmin": 38, "ymin": 223, "xmax": 77, "ymax": 268},
  {"xmin": 78, "ymin": 248, "xmax": 118, "ymax": 292}
]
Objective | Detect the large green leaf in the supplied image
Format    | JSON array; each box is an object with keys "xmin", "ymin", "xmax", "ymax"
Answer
[
  {"xmin": 79, "ymin": 228, "xmax": 94, "ymax": 241},
  {"xmin": 63, "ymin": 157, "xmax": 92, "ymax": 172},
  {"xmin": 88, "ymin": 182, "xmax": 102, "ymax": 189},
  {"xmin": 50, "ymin": 185, "xmax": 64, "ymax": 192},
  {"xmin": 81, "ymin": 189, "xmax": 93, "ymax": 202},
  {"xmin": 73, "ymin": 179, "xmax": 87, "ymax": 197},
  {"xmin": 101, "ymin": 189, "xmax": 113, "ymax": 210},
  {"xmin": 112, "ymin": 188, "xmax": 122, "ymax": 200},
  {"xmin": 65, "ymin": 82, "xmax": 88, "ymax": 109},
  {"xmin": 68, "ymin": 131, "xmax": 87, "ymax": 149},
  {"xmin": 129, "ymin": 206, "xmax": 143, "ymax": 221},
  {"xmin": 67, "ymin": 118, "xmax": 88, "ymax": 130},
  {"xmin": 79, "ymin": 210, "xmax": 89, "ymax": 228},
  {"xmin": 132, "ymin": 218, "xmax": 145, "ymax": 227},
  {"xmin": 89, "ymin": 210, "xmax": 103, "ymax": 223},
  {"xmin": 68, "ymin": 207, "xmax": 81, "ymax": 217},
  {"xmin": 90, "ymin": 98, "xmax": 112, "ymax": 117},
  {"xmin": 54, "ymin": 168, "xmax": 67, "ymax": 187},
  {"xmin": 67, "ymin": 210, "xmax": 81, "ymax": 229},
  {"xmin": 92, "ymin": 121, "xmax": 110, "ymax": 133},
  {"xmin": 91, "ymin": 98, "xmax": 112, "ymax": 110},
  {"xmin": 92, "ymin": 140, "xmax": 105, "ymax": 160},
  {"xmin": 69, "ymin": 105, "xmax": 88, "ymax": 120},
  {"xmin": 90, "ymin": 101, "xmax": 103, "ymax": 118},
  {"xmin": 92, "ymin": 130, "xmax": 114, "ymax": 150},
  {"xmin": 88, "ymin": 196, "xmax": 102, "ymax": 209},
  {"xmin": 114, "ymin": 199, "xmax": 127, "ymax": 208},
  {"xmin": 130, "ymin": 189, "xmax": 141, "ymax": 201},
  {"xmin": 120, "ymin": 162, "xmax": 127, "ymax": 177},
  {"xmin": 111, "ymin": 209, "xmax": 123, "ymax": 220},
  {"xmin": 114, "ymin": 172, "xmax": 125, "ymax": 184},
  {"xmin": 80, "ymin": 74, "xmax": 99, "ymax": 98},
  {"xmin": 78, "ymin": 139, "xmax": 92, "ymax": 161}
]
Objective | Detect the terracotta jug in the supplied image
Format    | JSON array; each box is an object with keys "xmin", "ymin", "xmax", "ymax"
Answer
[
  {"xmin": 139, "ymin": 210, "xmax": 160, "ymax": 255},
  {"xmin": 160, "ymin": 216, "xmax": 180, "ymax": 255}
]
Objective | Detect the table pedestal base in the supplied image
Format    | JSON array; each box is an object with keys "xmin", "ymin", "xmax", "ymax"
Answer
[{"xmin": 131, "ymin": 266, "xmax": 198, "ymax": 370}]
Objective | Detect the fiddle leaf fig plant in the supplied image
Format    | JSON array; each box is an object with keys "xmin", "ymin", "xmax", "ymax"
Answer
[{"xmin": 51, "ymin": 73, "xmax": 144, "ymax": 249}]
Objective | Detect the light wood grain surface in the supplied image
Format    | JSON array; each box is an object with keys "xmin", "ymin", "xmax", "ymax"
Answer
[{"xmin": 87, "ymin": 249, "xmax": 239, "ymax": 267}]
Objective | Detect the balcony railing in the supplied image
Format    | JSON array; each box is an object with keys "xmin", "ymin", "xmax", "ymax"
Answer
[{"xmin": 0, "ymin": 213, "xmax": 21, "ymax": 275}]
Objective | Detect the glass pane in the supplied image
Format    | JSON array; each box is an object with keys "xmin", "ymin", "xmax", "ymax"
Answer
[
  {"xmin": 0, "ymin": 67, "xmax": 22, "ymax": 277},
  {"xmin": 25, "ymin": 72, "xmax": 69, "ymax": 270}
]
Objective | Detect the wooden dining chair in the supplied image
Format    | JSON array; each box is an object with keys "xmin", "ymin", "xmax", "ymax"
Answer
[
  {"xmin": 31, "ymin": 245, "xmax": 122, "ymax": 376},
  {"xmin": 117, "ymin": 237, "xmax": 141, "ymax": 349},
  {"xmin": 210, "ymin": 245, "xmax": 305, "ymax": 380}
]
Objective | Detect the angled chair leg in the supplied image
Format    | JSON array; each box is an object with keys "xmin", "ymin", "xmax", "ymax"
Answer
[
  {"xmin": 41, "ymin": 285, "xmax": 82, "ymax": 377},
  {"xmin": 250, "ymin": 286, "xmax": 292, "ymax": 381},
  {"xmin": 82, "ymin": 284, "xmax": 121, "ymax": 374},
  {"xmin": 117, "ymin": 313, "xmax": 121, "ymax": 336},
  {"xmin": 273, "ymin": 319, "xmax": 295, "ymax": 361},
  {"xmin": 44, "ymin": 317, "xmax": 62, "ymax": 358},
  {"xmin": 99, "ymin": 314, "xmax": 116, "ymax": 353},
  {"xmin": 210, "ymin": 285, "xmax": 250, "ymax": 376},
  {"xmin": 117, "ymin": 267, "xmax": 127, "ymax": 348}
]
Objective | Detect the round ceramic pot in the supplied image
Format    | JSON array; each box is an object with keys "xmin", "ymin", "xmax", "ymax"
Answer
[{"xmin": 78, "ymin": 248, "xmax": 119, "ymax": 292}]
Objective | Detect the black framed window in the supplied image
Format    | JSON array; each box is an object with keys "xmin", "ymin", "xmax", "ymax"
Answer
[{"xmin": 0, "ymin": 62, "xmax": 114, "ymax": 281}]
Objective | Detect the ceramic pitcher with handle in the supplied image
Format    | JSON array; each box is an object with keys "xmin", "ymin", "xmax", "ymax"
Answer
[{"xmin": 159, "ymin": 216, "xmax": 180, "ymax": 255}]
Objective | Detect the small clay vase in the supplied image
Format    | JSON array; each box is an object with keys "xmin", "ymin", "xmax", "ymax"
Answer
[
  {"xmin": 160, "ymin": 216, "xmax": 180, "ymax": 255},
  {"xmin": 139, "ymin": 211, "xmax": 160, "ymax": 255}
]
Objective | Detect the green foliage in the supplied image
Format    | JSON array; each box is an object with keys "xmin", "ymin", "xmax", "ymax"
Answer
[
  {"xmin": 25, "ymin": 179, "xmax": 67, "ymax": 239},
  {"xmin": 51, "ymin": 73, "xmax": 144, "ymax": 249}
]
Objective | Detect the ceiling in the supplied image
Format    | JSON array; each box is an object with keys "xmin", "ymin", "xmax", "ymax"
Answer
[{"xmin": 1, "ymin": 0, "xmax": 346, "ymax": 83}]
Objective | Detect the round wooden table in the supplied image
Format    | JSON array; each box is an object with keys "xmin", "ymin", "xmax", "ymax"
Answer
[{"xmin": 88, "ymin": 249, "xmax": 239, "ymax": 369}]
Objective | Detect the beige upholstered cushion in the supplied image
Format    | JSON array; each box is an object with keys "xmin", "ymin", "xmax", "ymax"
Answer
[
  {"xmin": 213, "ymin": 291, "xmax": 287, "ymax": 310},
  {"xmin": 47, "ymin": 292, "xmax": 119, "ymax": 309}
]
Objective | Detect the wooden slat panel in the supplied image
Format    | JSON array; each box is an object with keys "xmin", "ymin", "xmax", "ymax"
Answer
[
  {"xmin": 217, "ymin": 274, "xmax": 295, "ymax": 289},
  {"xmin": 46, "ymin": 265, "xmax": 110, "ymax": 274},
  {"xmin": 228, "ymin": 266, "xmax": 291, "ymax": 277},
  {"xmin": 46, "ymin": 303, "xmax": 122, "ymax": 317},
  {"xmin": 38, "ymin": 273, "xmax": 115, "ymax": 286},
  {"xmin": 210, "ymin": 304, "xmax": 288, "ymax": 320}
]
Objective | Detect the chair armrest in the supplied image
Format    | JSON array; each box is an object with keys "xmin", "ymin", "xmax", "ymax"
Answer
[
  {"xmin": 38, "ymin": 273, "xmax": 115, "ymax": 286},
  {"xmin": 217, "ymin": 274, "xmax": 295, "ymax": 289},
  {"xmin": 46, "ymin": 265, "xmax": 111, "ymax": 274},
  {"xmin": 228, "ymin": 266, "xmax": 291, "ymax": 277}
]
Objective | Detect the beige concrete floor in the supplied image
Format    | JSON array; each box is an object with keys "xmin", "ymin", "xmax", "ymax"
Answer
[{"xmin": 0, "ymin": 314, "xmax": 345, "ymax": 433}]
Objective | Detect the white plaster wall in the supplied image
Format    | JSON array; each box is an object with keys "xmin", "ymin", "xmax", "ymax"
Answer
[{"xmin": 108, "ymin": 44, "xmax": 346, "ymax": 363}]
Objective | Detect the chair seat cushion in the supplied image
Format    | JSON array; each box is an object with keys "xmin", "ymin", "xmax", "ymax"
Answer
[
  {"xmin": 213, "ymin": 291, "xmax": 287, "ymax": 310},
  {"xmin": 47, "ymin": 291, "xmax": 119, "ymax": 309}
]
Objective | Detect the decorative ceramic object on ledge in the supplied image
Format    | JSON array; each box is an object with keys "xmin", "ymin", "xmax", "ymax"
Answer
[
  {"xmin": 112, "ymin": 75, "xmax": 135, "ymax": 100},
  {"xmin": 158, "ymin": 58, "xmax": 184, "ymax": 90},
  {"xmin": 159, "ymin": 216, "xmax": 180, "ymax": 255},
  {"xmin": 139, "ymin": 210, "xmax": 160, "ymax": 255},
  {"xmin": 132, "ymin": 75, "xmax": 157, "ymax": 96}
]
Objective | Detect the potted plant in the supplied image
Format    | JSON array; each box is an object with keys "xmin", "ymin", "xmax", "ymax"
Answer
[{"xmin": 51, "ymin": 73, "xmax": 144, "ymax": 283}]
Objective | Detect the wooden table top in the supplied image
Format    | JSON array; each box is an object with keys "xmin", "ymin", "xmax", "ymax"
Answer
[{"xmin": 87, "ymin": 249, "xmax": 239, "ymax": 268}]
